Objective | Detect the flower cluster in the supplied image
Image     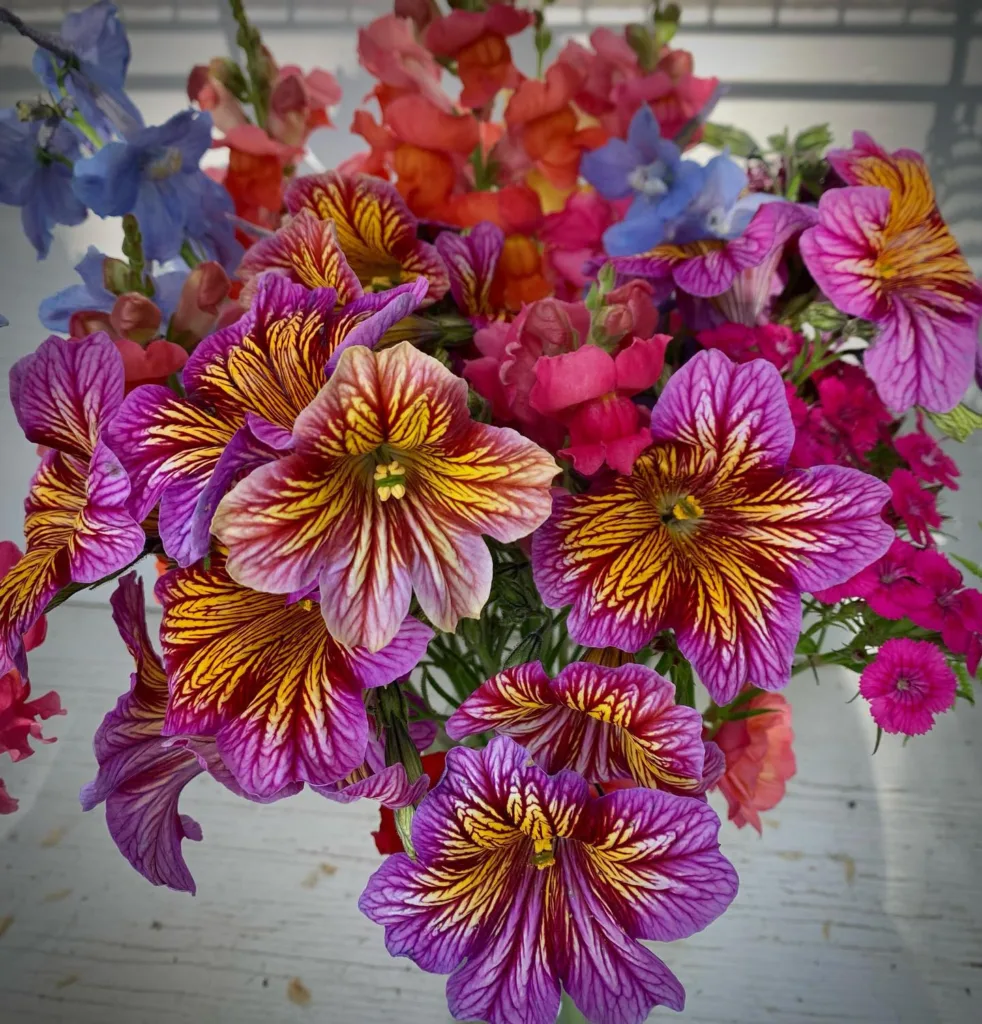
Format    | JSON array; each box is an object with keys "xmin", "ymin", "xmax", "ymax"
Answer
[{"xmin": 2, "ymin": 4, "xmax": 980, "ymax": 1023}]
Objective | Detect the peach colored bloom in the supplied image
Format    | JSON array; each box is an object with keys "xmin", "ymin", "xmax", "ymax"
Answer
[{"xmin": 714, "ymin": 692, "xmax": 796, "ymax": 833}]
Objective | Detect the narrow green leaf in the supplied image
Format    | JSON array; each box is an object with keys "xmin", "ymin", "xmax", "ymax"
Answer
[
  {"xmin": 924, "ymin": 403, "xmax": 982, "ymax": 442},
  {"xmin": 950, "ymin": 553, "xmax": 982, "ymax": 581},
  {"xmin": 953, "ymin": 663, "xmax": 975, "ymax": 705}
]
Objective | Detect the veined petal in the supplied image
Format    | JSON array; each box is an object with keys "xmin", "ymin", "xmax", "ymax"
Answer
[
  {"xmin": 157, "ymin": 555, "xmax": 428, "ymax": 796},
  {"xmin": 435, "ymin": 221, "xmax": 504, "ymax": 320},
  {"xmin": 10, "ymin": 332, "xmax": 124, "ymax": 460},
  {"xmin": 314, "ymin": 761, "xmax": 429, "ymax": 808},
  {"xmin": 447, "ymin": 661, "xmax": 706, "ymax": 791},
  {"xmin": 285, "ymin": 172, "xmax": 449, "ymax": 306},
  {"xmin": 729, "ymin": 464, "xmax": 894, "ymax": 594},
  {"xmin": 236, "ymin": 209, "xmax": 364, "ymax": 306},
  {"xmin": 184, "ymin": 275, "xmax": 339, "ymax": 430},
  {"xmin": 648, "ymin": 350, "xmax": 794, "ymax": 474},
  {"xmin": 533, "ymin": 488, "xmax": 673, "ymax": 652}
]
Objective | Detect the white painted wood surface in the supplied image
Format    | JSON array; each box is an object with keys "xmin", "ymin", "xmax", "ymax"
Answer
[{"xmin": 1, "ymin": 603, "xmax": 981, "ymax": 1024}]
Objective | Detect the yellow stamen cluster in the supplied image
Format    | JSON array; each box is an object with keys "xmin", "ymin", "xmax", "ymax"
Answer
[
  {"xmin": 374, "ymin": 460, "xmax": 407, "ymax": 502},
  {"xmin": 531, "ymin": 837, "xmax": 556, "ymax": 870},
  {"xmin": 671, "ymin": 495, "xmax": 704, "ymax": 521}
]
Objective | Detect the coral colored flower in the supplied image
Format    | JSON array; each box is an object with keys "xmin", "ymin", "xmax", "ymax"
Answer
[
  {"xmin": 557, "ymin": 29, "xmax": 641, "ymax": 128},
  {"xmin": 698, "ymin": 323, "xmax": 803, "ymax": 372},
  {"xmin": 237, "ymin": 209, "xmax": 364, "ymax": 306},
  {"xmin": 895, "ymin": 426, "xmax": 959, "ymax": 490},
  {"xmin": 267, "ymin": 64, "xmax": 341, "ymax": 148},
  {"xmin": 491, "ymin": 232, "xmax": 552, "ymax": 311},
  {"xmin": 444, "ymin": 182, "xmax": 543, "ymax": 236},
  {"xmin": 107, "ymin": 274, "xmax": 426, "ymax": 566},
  {"xmin": 859, "ymin": 638, "xmax": 956, "ymax": 736},
  {"xmin": 285, "ymin": 172, "xmax": 449, "ymax": 306},
  {"xmin": 373, "ymin": 749, "xmax": 446, "ymax": 855},
  {"xmin": 615, "ymin": 48, "xmax": 720, "ymax": 142},
  {"xmin": 713, "ymin": 691, "xmax": 795, "ymax": 833},
  {"xmin": 889, "ymin": 469, "xmax": 941, "ymax": 547},
  {"xmin": 533, "ymin": 350, "xmax": 894, "ymax": 704},
  {"xmin": 424, "ymin": 5, "xmax": 532, "ymax": 110},
  {"xmin": 358, "ymin": 14, "xmax": 448, "ymax": 111},
  {"xmin": 81, "ymin": 573, "xmax": 301, "ymax": 893},
  {"xmin": 447, "ymin": 660, "xmax": 708, "ymax": 792},
  {"xmin": 0, "ymin": 334, "xmax": 144, "ymax": 675},
  {"xmin": 502, "ymin": 64, "xmax": 608, "ymax": 192},
  {"xmin": 800, "ymin": 134, "xmax": 982, "ymax": 413},
  {"xmin": 360, "ymin": 735, "xmax": 738, "ymax": 1024},
  {"xmin": 435, "ymin": 221, "xmax": 504, "ymax": 324},
  {"xmin": 813, "ymin": 538, "xmax": 933, "ymax": 622},
  {"xmin": 157, "ymin": 553, "xmax": 431, "ymax": 798},
  {"xmin": 212, "ymin": 341, "xmax": 557, "ymax": 652},
  {"xmin": 531, "ymin": 334, "xmax": 669, "ymax": 475}
]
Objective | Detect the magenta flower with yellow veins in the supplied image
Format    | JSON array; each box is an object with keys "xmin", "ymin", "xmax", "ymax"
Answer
[
  {"xmin": 212, "ymin": 341, "xmax": 558, "ymax": 652},
  {"xmin": 533, "ymin": 350, "xmax": 895, "ymax": 704}
]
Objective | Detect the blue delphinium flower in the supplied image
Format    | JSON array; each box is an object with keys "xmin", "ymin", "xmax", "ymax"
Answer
[
  {"xmin": 72, "ymin": 109, "xmax": 215, "ymax": 263},
  {"xmin": 184, "ymin": 174, "xmax": 244, "ymax": 275},
  {"xmin": 581, "ymin": 105, "xmax": 706, "ymax": 256},
  {"xmin": 33, "ymin": 0, "xmax": 143, "ymax": 141},
  {"xmin": 0, "ymin": 110, "xmax": 88, "ymax": 259},
  {"xmin": 38, "ymin": 246, "xmax": 188, "ymax": 331}
]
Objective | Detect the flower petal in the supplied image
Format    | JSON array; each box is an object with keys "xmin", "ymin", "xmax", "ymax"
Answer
[
  {"xmin": 435, "ymin": 221, "xmax": 504, "ymax": 320},
  {"xmin": 10, "ymin": 332, "xmax": 123, "ymax": 460},
  {"xmin": 649, "ymin": 349, "xmax": 794, "ymax": 473}
]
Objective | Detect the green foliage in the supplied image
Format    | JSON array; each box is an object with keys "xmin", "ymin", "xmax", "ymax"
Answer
[
  {"xmin": 702, "ymin": 123, "xmax": 760, "ymax": 158},
  {"xmin": 951, "ymin": 553, "xmax": 982, "ymax": 581},
  {"xmin": 925, "ymin": 404, "xmax": 982, "ymax": 443},
  {"xmin": 953, "ymin": 663, "xmax": 975, "ymax": 705}
]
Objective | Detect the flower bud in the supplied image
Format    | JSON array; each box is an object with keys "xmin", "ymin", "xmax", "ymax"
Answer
[
  {"xmin": 102, "ymin": 256, "xmax": 133, "ymax": 296},
  {"xmin": 110, "ymin": 293, "xmax": 163, "ymax": 344},
  {"xmin": 394, "ymin": 0, "xmax": 440, "ymax": 31},
  {"xmin": 171, "ymin": 262, "xmax": 231, "ymax": 341},
  {"xmin": 68, "ymin": 309, "xmax": 114, "ymax": 340}
]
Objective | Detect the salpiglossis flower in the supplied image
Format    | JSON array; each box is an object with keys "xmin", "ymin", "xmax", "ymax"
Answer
[
  {"xmin": 105, "ymin": 273, "xmax": 427, "ymax": 566},
  {"xmin": 446, "ymin": 660, "xmax": 709, "ymax": 792},
  {"xmin": 359, "ymin": 735, "xmax": 738, "ymax": 1024},
  {"xmin": 212, "ymin": 341, "xmax": 558, "ymax": 652},
  {"xmin": 800, "ymin": 132, "xmax": 982, "ymax": 413},
  {"xmin": 0, "ymin": 334, "xmax": 144, "ymax": 675},
  {"xmin": 532, "ymin": 350, "xmax": 895, "ymax": 704},
  {"xmin": 284, "ymin": 171, "xmax": 449, "ymax": 306},
  {"xmin": 156, "ymin": 551, "xmax": 431, "ymax": 798},
  {"xmin": 81, "ymin": 573, "xmax": 302, "ymax": 893}
]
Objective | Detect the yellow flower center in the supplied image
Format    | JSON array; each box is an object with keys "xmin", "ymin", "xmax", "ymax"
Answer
[
  {"xmin": 660, "ymin": 494, "xmax": 704, "ymax": 525},
  {"xmin": 374, "ymin": 460, "xmax": 407, "ymax": 502},
  {"xmin": 531, "ymin": 837, "xmax": 556, "ymax": 870},
  {"xmin": 299, "ymin": 599, "xmax": 315, "ymax": 612}
]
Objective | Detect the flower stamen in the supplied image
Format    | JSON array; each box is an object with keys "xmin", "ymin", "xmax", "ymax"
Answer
[
  {"xmin": 531, "ymin": 837, "xmax": 556, "ymax": 870},
  {"xmin": 374, "ymin": 460, "xmax": 407, "ymax": 502}
]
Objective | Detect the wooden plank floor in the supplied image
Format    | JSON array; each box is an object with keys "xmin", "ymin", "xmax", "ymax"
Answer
[{"xmin": 1, "ymin": 603, "xmax": 980, "ymax": 1023}]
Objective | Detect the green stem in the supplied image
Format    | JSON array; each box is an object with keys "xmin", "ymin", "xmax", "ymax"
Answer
[
  {"xmin": 556, "ymin": 993, "xmax": 588, "ymax": 1024},
  {"xmin": 180, "ymin": 240, "xmax": 202, "ymax": 269},
  {"xmin": 66, "ymin": 110, "xmax": 102, "ymax": 148}
]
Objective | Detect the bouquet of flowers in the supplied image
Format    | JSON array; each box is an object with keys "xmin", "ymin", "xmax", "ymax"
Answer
[{"xmin": 2, "ymin": 2, "xmax": 981, "ymax": 1022}]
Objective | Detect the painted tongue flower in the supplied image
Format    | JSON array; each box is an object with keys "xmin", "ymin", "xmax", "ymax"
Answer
[
  {"xmin": 446, "ymin": 660, "xmax": 710, "ymax": 794},
  {"xmin": 359, "ymin": 735, "xmax": 738, "ymax": 1024},
  {"xmin": 532, "ymin": 350, "xmax": 894, "ymax": 705},
  {"xmin": 712, "ymin": 690, "xmax": 795, "ymax": 833},
  {"xmin": 859, "ymin": 638, "xmax": 956, "ymax": 736},
  {"xmin": 0, "ymin": 334, "xmax": 145, "ymax": 675},
  {"xmin": 211, "ymin": 341, "xmax": 557, "ymax": 652},
  {"xmin": 800, "ymin": 132, "xmax": 982, "ymax": 413},
  {"xmin": 581, "ymin": 105, "xmax": 705, "ymax": 256}
]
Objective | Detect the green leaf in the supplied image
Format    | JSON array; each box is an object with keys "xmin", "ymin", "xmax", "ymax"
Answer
[
  {"xmin": 702, "ymin": 122, "xmax": 760, "ymax": 158},
  {"xmin": 954, "ymin": 663, "xmax": 975, "ymax": 705},
  {"xmin": 793, "ymin": 123, "xmax": 832, "ymax": 154},
  {"xmin": 924, "ymin": 404, "xmax": 982, "ymax": 442},
  {"xmin": 950, "ymin": 553, "xmax": 982, "ymax": 581}
]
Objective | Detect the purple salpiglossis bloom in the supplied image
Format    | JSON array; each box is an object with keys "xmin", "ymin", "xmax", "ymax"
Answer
[
  {"xmin": 360, "ymin": 735, "xmax": 738, "ymax": 1024},
  {"xmin": 0, "ymin": 110, "xmax": 88, "ymax": 259},
  {"xmin": 104, "ymin": 273, "xmax": 428, "ymax": 566},
  {"xmin": 72, "ymin": 109, "xmax": 214, "ymax": 263},
  {"xmin": 446, "ymin": 660, "xmax": 714, "ymax": 796},
  {"xmin": 532, "ymin": 350, "xmax": 896, "ymax": 705},
  {"xmin": 0, "ymin": 334, "xmax": 144, "ymax": 677},
  {"xmin": 32, "ymin": 1, "xmax": 143, "ymax": 141},
  {"xmin": 434, "ymin": 220, "xmax": 504, "ymax": 325},
  {"xmin": 81, "ymin": 573, "xmax": 302, "ymax": 894},
  {"xmin": 581, "ymin": 105, "xmax": 706, "ymax": 257},
  {"xmin": 38, "ymin": 245, "xmax": 189, "ymax": 332}
]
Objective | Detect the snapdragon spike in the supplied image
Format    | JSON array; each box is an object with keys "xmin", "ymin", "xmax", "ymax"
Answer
[
  {"xmin": 533, "ymin": 351, "xmax": 895, "ymax": 703},
  {"xmin": 212, "ymin": 341, "xmax": 558, "ymax": 652},
  {"xmin": 359, "ymin": 735, "xmax": 738, "ymax": 1024}
]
